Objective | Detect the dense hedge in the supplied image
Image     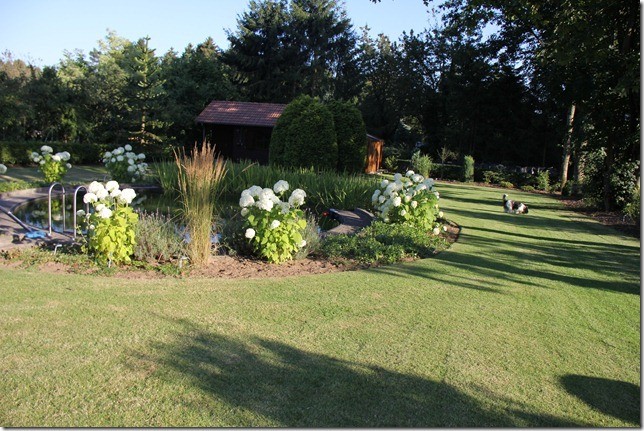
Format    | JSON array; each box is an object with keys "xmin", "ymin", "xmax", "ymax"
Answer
[
  {"xmin": 269, "ymin": 95, "xmax": 338, "ymax": 171},
  {"xmin": 328, "ymin": 100, "xmax": 367, "ymax": 173},
  {"xmin": 0, "ymin": 141, "xmax": 110, "ymax": 165},
  {"xmin": 0, "ymin": 141, "xmax": 178, "ymax": 166}
]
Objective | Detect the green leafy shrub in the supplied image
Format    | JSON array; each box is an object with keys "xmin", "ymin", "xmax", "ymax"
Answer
[
  {"xmin": 29, "ymin": 145, "xmax": 72, "ymax": 183},
  {"xmin": 462, "ymin": 155, "xmax": 475, "ymax": 182},
  {"xmin": 153, "ymin": 160, "xmax": 179, "ymax": 194},
  {"xmin": 623, "ymin": 187, "xmax": 640, "ymax": 225},
  {"xmin": 102, "ymin": 144, "xmax": 148, "ymax": 183},
  {"xmin": 371, "ymin": 171, "xmax": 440, "ymax": 231},
  {"xmin": 293, "ymin": 211, "xmax": 321, "ymax": 260},
  {"xmin": 536, "ymin": 170, "xmax": 550, "ymax": 191},
  {"xmin": 320, "ymin": 220, "xmax": 448, "ymax": 265},
  {"xmin": 239, "ymin": 180, "xmax": 307, "ymax": 263},
  {"xmin": 411, "ymin": 151, "xmax": 432, "ymax": 178},
  {"xmin": 79, "ymin": 181, "xmax": 138, "ymax": 265},
  {"xmin": 383, "ymin": 155, "xmax": 398, "ymax": 172},
  {"xmin": 134, "ymin": 211, "xmax": 185, "ymax": 263},
  {"xmin": 499, "ymin": 181, "xmax": 514, "ymax": 189},
  {"xmin": 0, "ymin": 180, "xmax": 38, "ymax": 193},
  {"xmin": 270, "ymin": 95, "xmax": 338, "ymax": 171},
  {"xmin": 521, "ymin": 185, "xmax": 536, "ymax": 192},
  {"xmin": 328, "ymin": 100, "xmax": 367, "ymax": 173},
  {"xmin": 0, "ymin": 141, "xmax": 108, "ymax": 165}
]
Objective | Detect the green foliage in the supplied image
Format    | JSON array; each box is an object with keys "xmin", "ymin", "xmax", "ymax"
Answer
[
  {"xmin": 520, "ymin": 185, "xmax": 535, "ymax": 192},
  {"xmin": 623, "ymin": 187, "xmax": 640, "ymax": 225},
  {"xmin": 536, "ymin": 170, "xmax": 550, "ymax": 191},
  {"xmin": 270, "ymin": 95, "xmax": 338, "ymax": 171},
  {"xmin": 293, "ymin": 211, "xmax": 321, "ymax": 260},
  {"xmin": 0, "ymin": 141, "xmax": 107, "ymax": 165},
  {"xmin": 383, "ymin": 155, "xmax": 398, "ymax": 172},
  {"xmin": 411, "ymin": 151, "xmax": 432, "ymax": 178},
  {"xmin": 239, "ymin": 182, "xmax": 307, "ymax": 263},
  {"xmin": 0, "ymin": 180, "xmax": 37, "ymax": 192},
  {"xmin": 372, "ymin": 172, "xmax": 440, "ymax": 231},
  {"xmin": 328, "ymin": 100, "xmax": 367, "ymax": 173},
  {"xmin": 461, "ymin": 155, "xmax": 474, "ymax": 182},
  {"xmin": 320, "ymin": 220, "xmax": 448, "ymax": 265},
  {"xmin": 102, "ymin": 144, "xmax": 148, "ymax": 183},
  {"xmin": 222, "ymin": 160, "xmax": 379, "ymax": 214},
  {"xmin": 153, "ymin": 160, "xmax": 179, "ymax": 194},
  {"xmin": 499, "ymin": 181, "xmax": 514, "ymax": 189},
  {"xmin": 133, "ymin": 211, "xmax": 185, "ymax": 263},
  {"xmin": 29, "ymin": 146, "xmax": 72, "ymax": 183},
  {"xmin": 86, "ymin": 206, "xmax": 139, "ymax": 265}
]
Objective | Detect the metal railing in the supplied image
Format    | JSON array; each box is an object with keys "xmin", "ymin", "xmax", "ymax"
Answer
[{"xmin": 47, "ymin": 183, "xmax": 65, "ymax": 237}]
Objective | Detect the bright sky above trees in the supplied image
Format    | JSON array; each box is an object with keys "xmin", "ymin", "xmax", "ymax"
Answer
[{"xmin": 0, "ymin": 0, "xmax": 438, "ymax": 66}]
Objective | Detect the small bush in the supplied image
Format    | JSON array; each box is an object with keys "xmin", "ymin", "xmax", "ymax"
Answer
[
  {"xmin": 134, "ymin": 211, "xmax": 185, "ymax": 263},
  {"xmin": 102, "ymin": 144, "xmax": 148, "ymax": 183},
  {"xmin": 411, "ymin": 151, "xmax": 432, "ymax": 178},
  {"xmin": 623, "ymin": 187, "xmax": 640, "ymax": 225},
  {"xmin": 383, "ymin": 155, "xmax": 398, "ymax": 172},
  {"xmin": 536, "ymin": 170, "xmax": 550, "ymax": 191},
  {"xmin": 293, "ymin": 211, "xmax": 321, "ymax": 260},
  {"xmin": 499, "ymin": 181, "xmax": 514, "ymax": 189},
  {"xmin": 320, "ymin": 220, "xmax": 448, "ymax": 265},
  {"xmin": 270, "ymin": 95, "xmax": 338, "ymax": 171},
  {"xmin": 462, "ymin": 155, "xmax": 475, "ymax": 182},
  {"xmin": 29, "ymin": 146, "xmax": 72, "ymax": 183},
  {"xmin": 521, "ymin": 185, "xmax": 536, "ymax": 192},
  {"xmin": 238, "ymin": 180, "xmax": 308, "ymax": 263}
]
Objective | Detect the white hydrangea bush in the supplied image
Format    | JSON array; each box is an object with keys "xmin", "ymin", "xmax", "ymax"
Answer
[
  {"xmin": 372, "ymin": 170, "xmax": 443, "ymax": 232},
  {"xmin": 78, "ymin": 180, "xmax": 139, "ymax": 265},
  {"xmin": 30, "ymin": 145, "xmax": 72, "ymax": 182},
  {"xmin": 239, "ymin": 180, "xmax": 307, "ymax": 263},
  {"xmin": 102, "ymin": 144, "xmax": 148, "ymax": 183}
]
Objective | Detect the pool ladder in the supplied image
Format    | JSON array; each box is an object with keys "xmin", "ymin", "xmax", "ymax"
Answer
[{"xmin": 47, "ymin": 183, "xmax": 89, "ymax": 238}]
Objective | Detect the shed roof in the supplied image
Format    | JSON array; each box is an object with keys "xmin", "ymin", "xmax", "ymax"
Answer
[{"xmin": 196, "ymin": 100, "xmax": 287, "ymax": 127}]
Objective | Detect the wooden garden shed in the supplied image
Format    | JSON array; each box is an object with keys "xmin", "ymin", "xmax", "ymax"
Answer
[{"xmin": 196, "ymin": 100, "xmax": 383, "ymax": 172}]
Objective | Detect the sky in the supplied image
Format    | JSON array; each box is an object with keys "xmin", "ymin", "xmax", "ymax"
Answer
[{"xmin": 0, "ymin": 0, "xmax": 441, "ymax": 66}]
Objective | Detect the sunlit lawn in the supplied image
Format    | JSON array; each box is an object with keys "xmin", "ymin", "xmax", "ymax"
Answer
[{"xmin": 0, "ymin": 181, "xmax": 639, "ymax": 427}]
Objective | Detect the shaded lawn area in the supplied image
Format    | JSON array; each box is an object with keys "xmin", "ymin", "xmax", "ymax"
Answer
[
  {"xmin": 0, "ymin": 182, "xmax": 639, "ymax": 427},
  {"xmin": 0, "ymin": 165, "xmax": 109, "ymax": 184}
]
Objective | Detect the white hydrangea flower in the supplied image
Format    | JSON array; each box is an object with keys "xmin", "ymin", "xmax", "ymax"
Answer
[
  {"xmin": 406, "ymin": 170, "xmax": 415, "ymax": 177},
  {"xmin": 279, "ymin": 202, "xmax": 290, "ymax": 214},
  {"xmin": 247, "ymin": 185, "xmax": 263, "ymax": 197},
  {"xmin": 245, "ymin": 228, "xmax": 256, "ymax": 239},
  {"xmin": 124, "ymin": 144, "xmax": 132, "ymax": 151},
  {"xmin": 95, "ymin": 203, "xmax": 106, "ymax": 212},
  {"xmin": 411, "ymin": 200, "xmax": 418, "ymax": 208},
  {"xmin": 127, "ymin": 165, "xmax": 136, "ymax": 173},
  {"xmin": 118, "ymin": 188, "xmax": 136, "ymax": 205},
  {"xmin": 432, "ymin": 227, "xmax": 440, "ymax": 235},
  {"xmin": 438, "ymin": 211, "xmax": 444, "ymax": 219},
  {"xmin": 273, "ymin": 180, "xmax": 289, "ymax": 194},
  {"xmin": 392, "ymin": 196, "xmax": 402, "ymax": 207},
  {"xmin": 76, "ymin": 209, "xmax": 86, "ymax": 217},
  {"xmin": 104, "ymin": 151, "xmax": 112, "ymax": 159},
  {"xmin": 378, "ymin": 195, "xmax": 386, "ymax": 204},
  {"xmin": 105, "ymin": 180, "xmax": 119, "ymax": 192},
  {"xmin": 256, "ymin": 198, "xmax": 274, "ymax": 211},
  {"xmin": 83, "ymin": 192, "xmax": 98, "ymax": 204},
  {"xmin": 96, "ymin": 188, "xmax": 109, "ymax": 200},
  {"xmin": 128, "ymin": 158, "xmax": 135, "ymax": 165},
  {"xmin": 288, "ymin": 188, "xmax": 306, "ymax": 207},
  {"xmin": 0, "ymin": 164, "xmax": 6, "ymax": 174},
  {"xmin": 51, "ymin": 154, "xmax": 61, "ymax": 162},
  {"xmin": 138, "ymin": 153, "xmax": 145, "ymax": 160},
  {"xmin": 98, "ymin": 207, "xmax": 113, "ymax": 219},
  {"xmin": 299, "ymin": 240, "xmax": 307, "ymax": 248},
  {"xmin": 393, "ymin": 173, "xmax": 403, "ymax": 181},
  {"xmin": 65, "ymin": 163, "xmax": 72, "ymax": 169},
  {"xmin": 442, "ymin": 225, "xmax": 448, "ymax": 232},
  {"xmin": 412, "ymin": 174, "xmax": 423, "ymax": 183},
  {"xmin": 116, "ymin": 155, "xmax": 124, "ymax": 162},
  {"xmin": 39, "ymin": 160, "xmax": 45, "ymax": 165},
  {"xmin": 240, "ymin": 207, "xmax": 249, "ymax": 216},
  {"xmin": 400, "ymin": 209, "xmax": 407, "ymax": 216},
  {"xmin": 270, "ymin": 220, "xmax": 281, "ymax": 229},
  {"xmin": 380, "ymin": 179, "xmax": 389, "ymax": 188},
  {"xmin": 41, "ymin": 145, "xmax": 53, "ymax": 153},
  {"xmin": 239, "ymin": 194, "xmax": 255, "ymax": 208},
  {"xmin": 110, "ymin": 189, "xmax": 122, "ymax": 198}
]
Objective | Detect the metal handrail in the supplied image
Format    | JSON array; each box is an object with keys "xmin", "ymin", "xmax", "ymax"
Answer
[
  {"xmin": 72, "ymin": 185, "xmax": 89, "ymax": 239},
  {"xmin": 47, "ymin": 183, "xmax": 65, "ymax": 237}
]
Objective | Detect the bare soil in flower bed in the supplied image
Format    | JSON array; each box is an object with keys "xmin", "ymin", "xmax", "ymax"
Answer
[{"xmin": 0, "ymin": 223, "xmax": 461, "ymax": 279}]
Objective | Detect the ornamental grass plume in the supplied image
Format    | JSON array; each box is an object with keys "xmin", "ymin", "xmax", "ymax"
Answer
[{"xmin": 175, "ymin": 141, "xmax": 227, "ymax": 267}]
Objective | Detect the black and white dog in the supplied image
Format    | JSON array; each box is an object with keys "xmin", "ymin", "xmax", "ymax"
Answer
[{"xmin": 503, "ymin": 194, "xmax": 529, "ymax": 214}]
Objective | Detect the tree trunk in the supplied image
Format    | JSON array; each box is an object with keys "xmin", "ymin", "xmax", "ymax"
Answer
[
  {"xmin": 560, "ymin": 103, "xmax": 577, "ymax": 191},
  {"xmin": 571, "ymin": 140, "xmax": 587, "ymax": 196}
]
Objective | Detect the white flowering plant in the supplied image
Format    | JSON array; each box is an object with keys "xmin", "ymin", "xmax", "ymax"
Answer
[
  {"xmin": 78, "ymin": 180, "xmax": 139, "ymax": 265},
  {"xmin": 239, "ymin": 180, "xmax": 307, "ymax": 263},
  {"xmin": 102, "ymin": 144, "xmax": 148, "ymax": 183},
  {"xmin": 30, "ymin": 145, "xmax": 72, "ymax": 183},
  {"xmin": 0, "ymin": 163, "xmax": 7, "ymax": 174},
  {"xmin": 372, "ymin": 170, "xmax": 442, "ymax": 232}
]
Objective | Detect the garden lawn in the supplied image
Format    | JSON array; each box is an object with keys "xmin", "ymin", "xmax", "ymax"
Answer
[
  {"xmin": 0, "ymin": 182, "xmax": 639, "ymax": 427},
  {"xmin": 0, "ymin": 165, "xmax": 109, "ymax": 184}
]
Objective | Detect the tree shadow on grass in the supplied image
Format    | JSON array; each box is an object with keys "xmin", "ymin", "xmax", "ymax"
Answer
[
  {"xmin": 129, "ymin": 318, "xmax": 587, "ymax": 427},
  {"xmin": 560, "ymin": 375, "xmax": 640, "ymax": 425}
]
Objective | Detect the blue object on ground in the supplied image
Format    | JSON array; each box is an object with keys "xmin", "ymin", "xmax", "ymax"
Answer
[{"xmin": 24, "ymin": 230, "xmax": 47, "ymax": 239}]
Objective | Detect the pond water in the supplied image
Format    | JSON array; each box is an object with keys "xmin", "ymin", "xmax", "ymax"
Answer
[{"xmin": 13, "ymin": 188, "xmax": 180, "ymax": 233}]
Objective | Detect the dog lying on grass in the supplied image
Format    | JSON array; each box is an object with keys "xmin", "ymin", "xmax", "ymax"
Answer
[{"xmin": 503, "ymin": 194, "xmax": 529, "ymax": 214}]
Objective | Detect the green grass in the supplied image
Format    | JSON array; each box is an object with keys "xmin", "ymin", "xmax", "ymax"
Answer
[
  {"xmin": 0, "ymin": 165, "xmax": 110, "ymax": 185},
  {"xmin": 0, "ymin": 182, "xmax": 639, "ymax": 427}
]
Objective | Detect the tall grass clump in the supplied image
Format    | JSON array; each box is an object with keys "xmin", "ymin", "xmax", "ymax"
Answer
[
  {"xmin": 154, "ymin": 160, "xmax": 179, "ymax": 194},
  {"xmin": 222, "ymin": 161, "xmax": 379, "ymax": 213},
  {"xmin": 175, "ymin": 142, "xmax": 227, "ymax": 266}
]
